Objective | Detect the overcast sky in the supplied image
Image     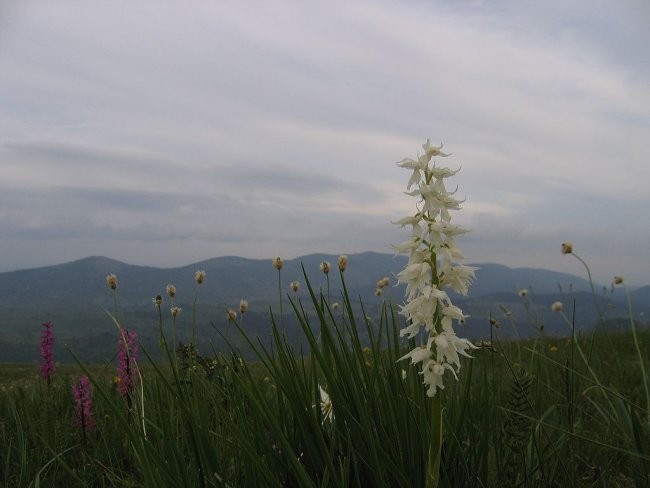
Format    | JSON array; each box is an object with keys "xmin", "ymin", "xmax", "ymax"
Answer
[{"xmin": 1, "ymin": 0, "xmax": 648, "ymax": 286}]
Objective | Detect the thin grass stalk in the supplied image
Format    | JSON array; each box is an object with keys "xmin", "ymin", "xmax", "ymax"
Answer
[
  {"xmin": 623, "ymin": 285, "xmax": 650, "ymax": 417},
  {"xmin": 569, "ymin": 252, "xmax": 605, "ymax": 325}
]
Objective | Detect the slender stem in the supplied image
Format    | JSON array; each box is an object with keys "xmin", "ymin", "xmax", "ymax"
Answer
[
  {"xmin": 426, "ymin": 393, "xmax": 443, "ymax": 488},
  {"xmin": 171, "ymin": 316, "xmax": 177, "ymax": 370},
  {"xmin": 157, "ymin": 304, "xmax": 165, "ymax": 360},
  {"xmin": 624, "ymin": 286, "xmax": 650, "ymax": 415},
  {"xmin": 570, "ymin": 253, "xmax": 605, "ymax": 325},
  {"xmin": 277, "ymin": 270, "xmax": 284, "ymax": 335},
  {"xmin": 192, "ymin": 286, "xmax": 199, "ymax": 348}
]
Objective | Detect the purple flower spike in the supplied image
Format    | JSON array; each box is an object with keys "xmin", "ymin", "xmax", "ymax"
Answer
[
  {"xmin": 72, "ymin": 375, "xmax": 95, "ymax": 431},
  {"xmin": 117, "ymin": 329, "xmax": 139, "ymax": 398},
  {"xmin": 40, "ymin": 321, "xmax": 56, "ymax": 384}
]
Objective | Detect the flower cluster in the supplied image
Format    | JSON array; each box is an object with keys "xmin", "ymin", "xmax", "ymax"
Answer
[
  {"xmin": 72, "ymin": 375, "xmax": 95, "ymax": 431},
  {"xmin": 40, "ymin": 321, "xmax": 56, "ymax": 384},
  {"xmin": 117, "ymin": 329, "xmax": 139, "ymax": 398},
  {"xmin": 394, "ymin": 139, "xmax": 477, "ymax": 397}
]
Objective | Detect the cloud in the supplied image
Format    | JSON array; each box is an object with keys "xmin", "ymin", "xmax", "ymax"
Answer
[{"xmin": 0, "ymin": 0, "xmax": 648, "ymax": 285}]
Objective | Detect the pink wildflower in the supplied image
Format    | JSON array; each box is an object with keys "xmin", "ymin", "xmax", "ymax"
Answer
[
  {"xmin": 72, "ymin": 375, "xmax": 95, "ymax": 432},
  {"xmin": 39, "ymin": 321, "xmax": 56, "ymax": 384},
  {"xmin": 117, "ymin": 329, "xmax": 139, "ymax": 400}
]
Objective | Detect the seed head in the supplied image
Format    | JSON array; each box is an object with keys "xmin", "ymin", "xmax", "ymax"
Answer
[
  {"xmin": 166, "ymin": 284, "xmax": 176, "ymax": 298},
  {"xmin": 374, "ymin": 288, "xmax": 383, "ymax": 296},
  {"xmin": 152, "ymin": 295, "xmax": 163, "ymax": 306},
  {"xmin": 227, "ymin": 309, "xmax": 237, "ymax": 322},
  {"xmin": 561, "ymin": 242, "xmax": 573, "ymax": 255},
  {"xmin": 272, "ymin": 256, "xmax": 283, "ymax": 270},
  {"xmin": 613, "ymin": 275, "xmax": 624, "ymax": 285},
  {"xmin": 551, "ymin": 301, "xmax": 563, "ymax": 312},
  {"xmin": 377, "ymin": 277, "xmax": 390, "ymax": 289},
  {"xmin": 239, "ymin": 299, "xmax": 248, "ymax": 314},
  {"xmin": 194, "ymin": 270, "xmax": 206, "ymax": 285},
  {"xmin": 170, "ymin": 306, "xmax": 181, "ymax": 317},
  {"xmin": 290, "ymin": 280, "xmax": 300, "ymax": 293},
  {"xmin": 518, "ymin": 288, "xmax": 528, "ymax": 298},
  {"xmin": 337, "ymin": 255, "xmax": 348, "ymax": 272},
  {"xmin": 106, "ymin": 274, "xmax": 117, "ymax": 290},
  {"xmin": 320, "ymin": 261, "xmax": 331, "ymax": 275}
]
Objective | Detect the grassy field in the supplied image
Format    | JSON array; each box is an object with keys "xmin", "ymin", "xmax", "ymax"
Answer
[{"xmin": 1, "ymin": 273, "xmax": 648, "ymax": 487}]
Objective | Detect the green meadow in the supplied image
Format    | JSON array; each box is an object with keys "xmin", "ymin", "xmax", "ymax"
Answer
[{"xmin": 1, "ymin": 266, "xmax": 648, "ymax": 487}]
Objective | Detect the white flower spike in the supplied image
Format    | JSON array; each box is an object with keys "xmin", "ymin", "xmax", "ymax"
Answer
[{"xmin": 394, "ymin": 139, "xmax": 476, "ymax": 397}]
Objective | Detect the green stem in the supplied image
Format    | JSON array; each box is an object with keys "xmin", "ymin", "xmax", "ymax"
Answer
[
  {"xmin": 571, "ymin": 253, "xmax": 605, "ymax": 325},
  {"xmin": 426, "ymin": 394, "xmax": 443, "ymax": 488},
  {"xmin": 192, "ymin": 287, "xmax": 199, "ymax": 348},
  {"xmin": 277, "ymin": 270, "xmax": 284, "ymax": 335},
  {"xmin": 625, "ymin": 286, "xmax": 650, "ymax": 416}
]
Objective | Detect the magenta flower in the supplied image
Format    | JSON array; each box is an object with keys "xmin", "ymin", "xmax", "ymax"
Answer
[
  {"xmin": 117, "ymin": 329, "xmax": 139, "ymax": 399},
  {"xmin": 39, "ymin": 321, "xmax": 56, "ymax": 384},
  {"xmin": 72, "ymin": 375, "xmax": 95, "ymax": 432}
]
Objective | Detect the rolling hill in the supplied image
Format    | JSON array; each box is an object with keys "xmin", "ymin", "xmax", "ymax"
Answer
[{"xmin": 1, "ymin": 252, "xmax": 646, "ymax": 363}]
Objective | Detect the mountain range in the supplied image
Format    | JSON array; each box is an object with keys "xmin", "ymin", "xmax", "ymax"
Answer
[{"xmin": 1, "ymin": 252, "xmax": 648, "ymax": 363}]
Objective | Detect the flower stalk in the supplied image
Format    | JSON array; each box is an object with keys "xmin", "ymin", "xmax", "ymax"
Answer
[
  {"xmin": 39, "ymin": 321, "xmax": 56, "ymax": 389},
  {"xmin": 394, "ymin": 139, "xmax": 476, "ymax": 486},
  {"xmin": 72, "ymin": 375, "xmax": 94, "ymax": 447}
]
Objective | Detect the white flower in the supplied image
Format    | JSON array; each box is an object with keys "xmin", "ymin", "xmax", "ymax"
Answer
[
  {"xmin": 319, "ymin": 385, "xmax": 334, "ymax": 423},
  {"xmin": 396, "ymin": 157, "xmax": 426, "ymax": 190},
  {"xmin": 399, "ymin": 336, "xmax": 434, "ymax": 365},
  {"xmin": 439, "ymin": 264, "xmax": 477, "ymax": 295},
  {"xmin": 421, "ymin": 139, "xmax": 449, "ymax": 160},
  {"xmin": 396, "ymin": 262, "xmax": 431, "ymax": 300},
  {"xmin": 392, "ymin": 238, "xmax": 421, "ymax": 255},
  {"xmin": 421, "ymin": 360, "xmax": 456, "ymax": 398}
]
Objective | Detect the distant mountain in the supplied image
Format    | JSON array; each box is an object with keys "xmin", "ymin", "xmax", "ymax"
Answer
[{"xmin": 1, "ymin": 253, "xmax": 646, "ymax": 363}]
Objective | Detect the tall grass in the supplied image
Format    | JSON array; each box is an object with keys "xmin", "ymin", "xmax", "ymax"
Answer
[{"xmin": 1, "ymin": 263, "xmax": 649, "ymax": 486}]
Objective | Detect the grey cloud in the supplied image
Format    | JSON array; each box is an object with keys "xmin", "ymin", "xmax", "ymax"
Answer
[{"xmin": 0, "ymin": 1, "xmax": 648, "ymax": 286}]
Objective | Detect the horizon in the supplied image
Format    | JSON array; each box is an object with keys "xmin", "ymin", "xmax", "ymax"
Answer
[
  {"xmin": 1, "ymin": 1, "xmax": 648, "ymax": 286},
  {"xmin": 1, "ymin": 251, "xmax": 646, "ymax": 290}
]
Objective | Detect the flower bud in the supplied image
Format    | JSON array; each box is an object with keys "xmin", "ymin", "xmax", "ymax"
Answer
[
  {"xmin": 561, "ymin": 242, "xmax": 573, "ymax": 255},
  {"xmin": 106, "ymin": 274, "xmax": 117, "ymax": 290}
]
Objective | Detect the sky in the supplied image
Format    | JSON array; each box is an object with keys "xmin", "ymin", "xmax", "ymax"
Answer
[{"xmin": 1, "ymin": 0, "xmax": 649, "ymax": 286}]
